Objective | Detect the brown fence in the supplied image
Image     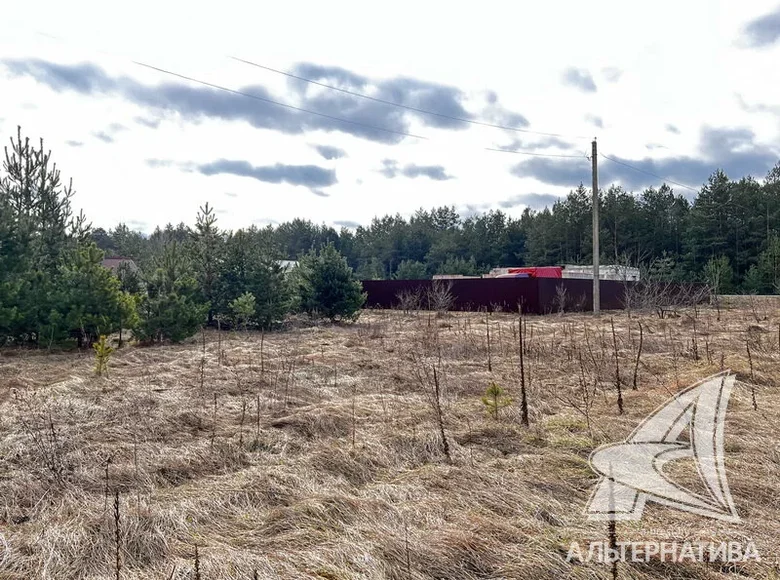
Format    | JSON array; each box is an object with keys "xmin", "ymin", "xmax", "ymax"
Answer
[{"xmin": 361, "ymin": 278, "xmax": 632, "ymax": 314}]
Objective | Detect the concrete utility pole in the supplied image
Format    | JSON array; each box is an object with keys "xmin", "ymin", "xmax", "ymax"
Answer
[{"xmin": 592, "ymin": 139, "xmax": 600, "ymax": 315}]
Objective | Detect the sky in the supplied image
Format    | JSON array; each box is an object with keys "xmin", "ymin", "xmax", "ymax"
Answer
[{"xmin": 1, "ymin": 0, "xmax": 780, "ymax": 234}]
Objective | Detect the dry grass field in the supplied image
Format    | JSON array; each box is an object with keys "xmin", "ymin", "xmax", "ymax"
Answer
[{"xmin": 0, "ymin": 299, "xmax": 779, "ymax": 579}]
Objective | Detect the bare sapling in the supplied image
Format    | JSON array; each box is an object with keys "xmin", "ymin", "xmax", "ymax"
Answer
[
  {"xmin": 610, "ymin": 318, "xmax": 624, "ymax": 415},
  {"xmin": 746, "ymin": 335, "xmax": 758, "ymax": 411},
  {"xmin": 194, "ymin": 545, "xmax": 201, "ymax": 580},
  {"xmin": 518, "ymin": 312, "xmax": 529, "ymax": 427},
  {"xmin": 632, "ymin": 322, "xmax": 643, "ymax": 390},
  {"xmin": 554, "ymin": 283, "xmax": 568, "ymax": 315},
  {"xmin": 238, "ymin": 399, "xmax": 247, "ymax": 448},
  {"xmin": 554, "ymin": 351, "xmax": 597, "ymax": 438},
  {"xmin": 432, "ymin": 366, "xmax": 452, "ymax": 463},
  {"xmin": 607, "ymin": 462, "xmax": 619, "ymax": 580},
  {"xmin": 608, "ymin": 519, "xmax": 618, "ymax": 580}
]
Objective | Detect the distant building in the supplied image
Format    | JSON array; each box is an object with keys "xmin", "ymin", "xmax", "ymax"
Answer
[
  {"xmin": 562, "ymin": 264, "xmax": 640, "ymax": 282},
  {"xmin": 486, "ymin": 264, "xmax": 640, "ymax": 281},
  {"xmin": 432, "ymin": 274, "xmax": 481, "ymax": 280},
  {"xmin": 101, "ymin": 256, "xmax": 139, "ymax": 274},
  {"xmin": 277, "ymin": 260, "xmax": 298, "ymax": 271}
]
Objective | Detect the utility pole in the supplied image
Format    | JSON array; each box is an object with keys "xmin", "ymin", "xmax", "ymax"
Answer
[{"xmin": 592, "ymin": 139, "xmax": 600, "ymax": 315}]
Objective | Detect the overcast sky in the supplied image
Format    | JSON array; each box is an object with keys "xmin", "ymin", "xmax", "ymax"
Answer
[{"xmin": 2, "ymin": 1, "xmax": 780, "ymax": 233}]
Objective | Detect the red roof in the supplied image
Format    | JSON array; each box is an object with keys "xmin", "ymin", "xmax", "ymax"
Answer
[{"xmin": 507, "ymin": 267, "xmax": 562, "ymax": 278}]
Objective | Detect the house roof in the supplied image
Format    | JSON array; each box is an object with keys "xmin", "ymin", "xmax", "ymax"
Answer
[{"xmin": 101, "ymin": 257, "xmax": 139, "ymax": 272}]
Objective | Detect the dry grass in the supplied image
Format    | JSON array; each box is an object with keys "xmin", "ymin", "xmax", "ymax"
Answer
[{"xmin": 0, "ymin": 300, "xmax": 779, "ymax": 579}]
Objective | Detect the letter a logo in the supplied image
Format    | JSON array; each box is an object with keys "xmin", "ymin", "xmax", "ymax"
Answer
[{"xmin": 586, "ymin": 371, "xmax": 740, "ymax": 522}]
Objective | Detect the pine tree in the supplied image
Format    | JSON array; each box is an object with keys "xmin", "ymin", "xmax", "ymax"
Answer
[
  {"xmin": 133, "ymin": 242, "xmax": 207, "ymax": 343},
  {"xmin": 93, "ymin": 335, "xmax": 114, "ymax": 376},
  {"xmin": 60, "ymin": 243, "xmax": 138, "ymax": 347},
  {"xmin": 229, "ymin": 292, "xmax": 256, "ymax": 331},
  {"xmin": 189, "ymin": 203, "xmax": 224, "ymax": 325},
  {"xmin": 217, "ymin": 229, "xmax": 292, "ymax": 330},
  {"xmin": 296, "ymin": 244, "xmax": 366, "ymax": 322},
  {"xmin": 482, "ymin": 383, "xmax": 512, "ymax": 420}
]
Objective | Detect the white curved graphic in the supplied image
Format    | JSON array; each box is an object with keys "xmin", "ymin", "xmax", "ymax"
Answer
[{"xmin": 586, "ymin": 371, "xmax": 740, "ymax": 522}]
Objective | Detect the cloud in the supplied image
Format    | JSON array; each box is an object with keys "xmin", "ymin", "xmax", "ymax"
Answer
[
  {"xmin": 483, "ymin": 104, "xmax": 530, "ymax": 128},
  {"xmin": 65, "ymin": 140, "xmax": 83, "ymax": 147},
  {"xmin": 380, "ymin": 159, "xmax": 453, "ymax": 180},
  {"xmin": 197, "ymin": 159, "xmax": 337, "ymax": 188},
  {"xmin": 402, "ymin": 165, "xmax": 452, "ymax": 180},
  {"xmin": 334, "ymin": 220, "xmax": 360, "ymax": 228},
  {"xmin": 509, "ymin": 125, "xmax": 778, "ymax": 193},
  {"xmin": 93, "ymin": 131, "xmax": 114, "ymax": 143},
  {"xmin": 312, "ymin": 144, "xmax": 347, "ymax": 160},
  {"xmin": 585, "ymin": 114, "xmax": 604, "ymax": 128},
  {"xmin": 497, "ymin": 136, "xmax": 576, "ymax": 151},
  {"xmin": 224, "ymin": 192, "xmax": 238, "ymax": 198},
  {"xmin": 498, "ymin": 193, "xmax": 561, "ymax": 210},
  {"xmin": 562, "ymin": 67, "xmax": 597, "ymax": 92},
  {"xmin": 3, "ymin": 60, "xmax": 117, "ymax": 93},
  {"xmin": 510, "ymin": 157, "xmax": 590, "ymax": 186},
  {"xmin": 292, "ymin": 63, "xmax": 476, "ymax": 131},
  {"xmin": 2, "ymin": 58, "xmax": 531, "ymax": 145},
  {"xmin": 1, "ymin": 59, "xmax": 403, "ymax": 144},
  {"xmin": 741, "ymin": 6, "xmax": 780, "ymax": 47},
  {"xmin": 311, "ymin": 189, "xmax": 330, "ymax": 197},
  {"xmin": 145, "ymin": 158, "xmax": 174, "ymax": 168},
  {"xmin": 736, "ymin": 93, "xmax": 780, "ymax": 116},
  {"xmin": 665, "ymin": 124, "xmax": 680, "ymax": 134},
  {"xmin": 92, "ymin": 122, "xmax": 127, "ymax": 144},
  {"xmin": 379, "ymin": 159, "xmax": 398, "ymax": 178},
  {"xmin": 602, "ymin": 67, "xmax": 623, "ymax": 83},
  {"xmin": 135, "ymin": 116, "xmax": 161, "ymax": 128}
]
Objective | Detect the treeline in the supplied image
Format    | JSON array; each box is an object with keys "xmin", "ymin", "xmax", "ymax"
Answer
[
  {"xmin": 98, "ymin": 164, "xmax": 780, "ymax": 293},
  {"xmin": 0, "ymin": 129, "xmax": 365, "ymax": 346},
  {"xmin": 4, "ymin": 125, "xmax": 780, "ymax": 347}
]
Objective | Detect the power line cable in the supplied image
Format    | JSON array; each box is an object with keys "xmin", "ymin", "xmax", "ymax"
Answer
[
  {"xmin": 133, "ymin": 61, "xmax": 430, "ymax": 141},
  {"xmin": 8, "ymin": 24, "xmax": 593, "ymax": 159},
  {"xmin": 13, "ymin": 22, "xmax": 693, "ymax": 166},
  {"xmin": 6, "ymin": 24, "xmax": 595, "ymax": 162},
  {"xmin": 134, "ymin": 61, "xmax": 588, "ymax": 160},
  {"xmin": 231, "ymin": 56, "xmax": 590, "ymax": 141},
  {"xmin": 600, "ymin": 153, "xmax": 698, "ymax": 192},
  {"xmin": 484, "ymin": 147, "xmax": 586, "ymax": 159}
]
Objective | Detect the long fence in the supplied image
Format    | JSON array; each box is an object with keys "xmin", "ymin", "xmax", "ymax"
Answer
[{"xmin": 361, "ymin": 278, "xmax": 631, "ymax": 314}]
